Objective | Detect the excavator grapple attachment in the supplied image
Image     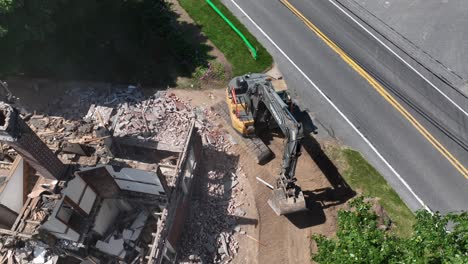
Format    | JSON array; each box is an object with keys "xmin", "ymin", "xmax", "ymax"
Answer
[{"xmin": 268, "ymin": 188, "xmax": 307, "ymax": 216}]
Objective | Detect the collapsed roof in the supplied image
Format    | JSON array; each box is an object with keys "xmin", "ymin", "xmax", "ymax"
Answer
[{"xmin": 0, "ymin": 86, "xmax": 203, "ymax": 264}]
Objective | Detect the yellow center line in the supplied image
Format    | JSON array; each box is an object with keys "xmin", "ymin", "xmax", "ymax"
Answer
[{"xmin": 280, "ymin": 0, "xmax": 468, "ymax": 179}]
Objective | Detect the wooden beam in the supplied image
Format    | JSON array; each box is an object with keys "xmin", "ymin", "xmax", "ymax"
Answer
[
  {"xmin": 11, "ymin": 197, "xmax": 40, "ymax": 233},
  {"xmin": 10, "ymin": 197, "xmax": 32, "ymax": 232},
  {"xmin": 0, "ymin": 228, "xmax": 32, "ymax": 238}
]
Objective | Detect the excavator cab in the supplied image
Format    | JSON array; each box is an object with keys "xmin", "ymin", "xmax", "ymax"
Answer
[
  {"xmin": 226, "ymin": 78, "xmax": 255, "ymax": 136},
  {"xmin": 224, "ymin": 76, "xmax": 273, "ymax": 164}
]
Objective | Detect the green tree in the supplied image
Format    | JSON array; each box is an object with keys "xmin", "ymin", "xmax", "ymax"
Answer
[
  {"xmin": 313, "ymin": 197, "xmax": 467, "ymax": 263},
  {"xmin": 0, "ymin": 0, "xmax": 14, "ymax": 36}
]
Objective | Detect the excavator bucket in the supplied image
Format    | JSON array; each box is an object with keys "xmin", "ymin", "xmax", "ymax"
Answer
[{"xmin": 267, "ymin": 188, "xmax": 307, "ymax": 216}]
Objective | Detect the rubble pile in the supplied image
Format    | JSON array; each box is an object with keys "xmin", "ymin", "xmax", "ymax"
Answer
[
  {"xmin": 49, "ymin": 85, "xmax": 146, "ymax": 120},
  {"xmin": 1, "ymin": 83, "xmax": 251, "ymax": 263},
  {"xmin": 193, "ymin": 106, "xmax": 237, "ymax": 152},
  {"xmin": 0, "ymin": 239, "xmax": 57, "ymax": 264},
  {"xmin": 22, "ymin": 86, "xmax": 196, "ymax": 164},
  {"xmin": 28, "ymin": 115, "xmax": 86, "ymax": 150},
  {"xmin": 179, "ymin": 110, "xmax": 249, "ymax": 263},
  {"xmin": 93, "ymin": 210, "xmax": 151, "ymax": 262},
  {"xmin": 111, "ymin": 93, "xmax": 194, "ymax": 148}
]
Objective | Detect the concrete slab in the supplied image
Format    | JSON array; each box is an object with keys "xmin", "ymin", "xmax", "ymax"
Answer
[{"xmin": 95, "ymin": 235, "xmax": 126, "ymax": 258}]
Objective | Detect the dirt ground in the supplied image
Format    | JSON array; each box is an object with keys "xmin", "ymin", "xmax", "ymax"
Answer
[{"xmin": 173, "ymin": 88, "xmax": 354, "ymax": 264}]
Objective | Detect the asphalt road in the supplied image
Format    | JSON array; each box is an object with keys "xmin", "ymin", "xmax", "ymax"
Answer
[
  {"xmin": 221, "ymin": 0, "xmax": 468, "ymax": 213},
  {"xmin": 350, "ymin": 0, "xmax": 468, "ymax": 82}
]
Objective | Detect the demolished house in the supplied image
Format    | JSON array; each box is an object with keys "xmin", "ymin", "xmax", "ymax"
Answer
[{"xmin": 0, "ymin": 88, "xmax": 202, "ymax": 264}]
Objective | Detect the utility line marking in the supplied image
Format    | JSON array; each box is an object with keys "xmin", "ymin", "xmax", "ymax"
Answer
[
  {"xmin": 228, "ymin": 0, "xmax": 431, "ymax": 211},
  {"xmin": 280, "ymin": 0, "xmax": 468, "ymax": 179}
]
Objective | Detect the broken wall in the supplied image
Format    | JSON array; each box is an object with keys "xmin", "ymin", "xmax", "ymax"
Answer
[
  {"xmin": 41, "ymin": 199, "xmax": 81, "ymax": 241},
  {"xmin": 0, "ymin": 204, "xmax": 17, "ymax": 229},
  {"xmin": 166, "ymin": 142, "xmax": 201, "ymax": 247},
  {"xmin": 147, "ymin": 121, "xmax": 203, "ymax": 263},
  {"xmin": 93, "ymin": 199, "xmax": 131, "ymax": 236},
  {"xmin": 0, "ymin": 157, "xmax": 24, "ymax": 214},
  {"xmin": 41, "ymin": 174, "xmax": 100, "ymax": 242},
  {"xmin": 77, "ymin": 167, "xmax": 121, "ymax": 199},
  {"xmin": 63, "ymin": 176, "xmax": 97, "ymax": 214},
  {"xmin": 0, "ymin": 102, "xmax": 67, "ymax": 180}
]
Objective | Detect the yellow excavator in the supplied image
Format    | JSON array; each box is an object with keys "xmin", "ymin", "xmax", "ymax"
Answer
[{"xmin": 224, "ymin": 73, "xmax": 307, "ymax": 215}]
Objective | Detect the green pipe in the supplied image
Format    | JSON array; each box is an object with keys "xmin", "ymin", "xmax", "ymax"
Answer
[{"xmin": 205, "ymin": 0, "xmax": 258, "ymax": 60}]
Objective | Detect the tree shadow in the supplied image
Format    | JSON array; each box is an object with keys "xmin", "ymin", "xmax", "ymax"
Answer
[
  {"xmin": 5, "ymin": 81, "xmax": 157, "ymax": 121},
  {"xmin": 3, "ymin": 0, "xmax": 222, "ymax": 122},
  {"xmin": 0, "ymin": 0, "xmax": 215, "ymax": 87}
]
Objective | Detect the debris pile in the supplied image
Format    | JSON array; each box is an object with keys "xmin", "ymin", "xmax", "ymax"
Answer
[
  {"xmin": 0, "ymin": 84, "xmax": 206, "ymax": 264},
  {"xmin": 49, "ymin": 85, "xmax": 145, "ymax": 120},
  {"xmin": 178, "ymin": 113, "xmax": 249, "ymax": 263},
  {"xmin": 94, "ymin": 210, "xmax": 151, "ymax": 262},
  {"xmin": 193, "ymin": 106, "xmax": 237, "ymax": 152},
  {"xmin": 111, "ymin": 93, "xmax": 194, "ymax": 148},
  {"xmin": 22, "ymin": 86, "xmax": 196, "ymax": 165},
  {"xmin": 1, "ymin": 83, "xmax": 250, "ymax": 263},
  {"xmin": 0, "ymin": 239, "xmax": 57, "ymax": 264}
]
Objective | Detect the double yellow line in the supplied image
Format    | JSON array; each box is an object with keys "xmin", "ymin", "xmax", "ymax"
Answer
[{"xmin": 280, "ymin": 0, "xmax": 468, "ymax": 179}]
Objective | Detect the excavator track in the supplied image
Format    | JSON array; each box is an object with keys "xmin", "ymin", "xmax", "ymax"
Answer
[{"xmin": 213, "ymin": 101, "xmax": 273, "ymax": 164}]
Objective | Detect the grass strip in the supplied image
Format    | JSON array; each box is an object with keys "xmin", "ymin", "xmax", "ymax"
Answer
[
  {"xmin": 326, "ymin": 145, "xmax": 416, "ymax": 237},
  {"xmin": 178, "ymin": 0, "xmax": 273, "ymax": 76}
]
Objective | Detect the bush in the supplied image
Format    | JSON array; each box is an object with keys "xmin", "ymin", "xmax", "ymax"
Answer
[
  {"xmin": 179, "ymin": 0, "xmax": 273, "ymax": 76},
  {"xmin": 313, "ymin": 197, "xmax": 468, "ymax": 263}
]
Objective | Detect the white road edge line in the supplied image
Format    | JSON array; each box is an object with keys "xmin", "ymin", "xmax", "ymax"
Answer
[
  {"xmin": 327, "ymin": 0, "xmax": 468, "ymax": 117},
  {"xmin": 227, "ymin": 0, "xmax": 432, "ymax": 212}
]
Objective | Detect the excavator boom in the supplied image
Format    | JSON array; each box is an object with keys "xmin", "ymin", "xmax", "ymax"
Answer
[{"xmin": 227, "ymin": 73, "xmax": 307, "ymax": 215}]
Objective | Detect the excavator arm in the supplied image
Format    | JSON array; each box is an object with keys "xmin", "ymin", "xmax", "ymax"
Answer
[{"xmin": 240, "ymin": 74, "xmax": 307, "ymax": 215}]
